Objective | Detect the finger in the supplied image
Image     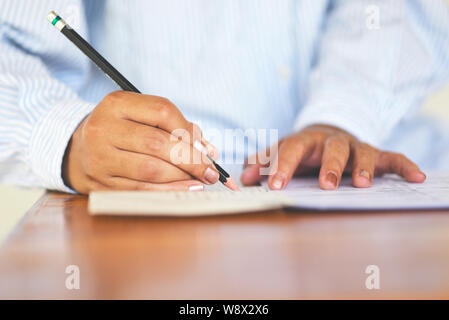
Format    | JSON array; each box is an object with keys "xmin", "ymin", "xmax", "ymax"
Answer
[
  {"xmin": 351, "ymin": 142, "xmax": 377, "ymax": 188},
  {"xmin": 241, "ymin": 145, "xmax": 276, "ymax": 186},
  {"xmin": 267, "ymin": 135, "xmax": 312, "ymax": 190},
  {"xmin": 376, "ymin": 152, "xmax": 426, "ymax": 183},
  {"xmin": 109, "ymin": 91, "xmax": 217, "ymax": 158},
  {"xmin": 196, "ymin": 123, "xmax": 219, "ymax": 161},
  {"xmin": 318, "ymin": 134, "xmax": 350, "ymax": 190},
  {"xmin": 107, "ymin": 149, "xmax": 191, "ymax": 183},
  {"xmin": 241, "ymin": 164, "xmax": 263, "ymax": 186},
  {"xmin": 105, "ymin": 177, "xmax": 205, "ymax": 191},
  {"xmin": 112, "ymin": 92, "xmax": 185, "ymax": 133},
  {"xmin": 182, "ymin": 122, "xmax": 220, "ymax": 160},
  {"xmin": 112, "ymin": 120, "xmax": 220, "ymax": 185}
]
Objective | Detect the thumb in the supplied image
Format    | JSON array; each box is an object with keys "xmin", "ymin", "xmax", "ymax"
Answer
[
  {"xmin": 240, "ymin": 146, "xmax": 275, "ymax": 186},
  {"xmin": 241, "ymin": 163, "xmax": 264, "ymax": 185}
]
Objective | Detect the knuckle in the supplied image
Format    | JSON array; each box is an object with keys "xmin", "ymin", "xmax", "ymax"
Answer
[
  {"xmin": 324, "ymin": 136, "xmax": 350, "ymax": 154},
  {"xmin": 398, "ymin": 153, "xmax": 408, "ymax": 161},
  {"xmin": 282, "ymin": 137, "xmax": 301, "ymax": 152},
  {"xmin": 139, "ymin": 160, "xmax": 159, "ymax": 181},
  {"xmin": 389, "ymin": 152, "xmax": 407, "ymax": 162},
  {"xmin": 357, "ymin": 142, "xmax": 372, "ymax": 152},
  {"xmin": 292, "ymin": 139, "xmax": 305, "ymax": 155},
  {"xmin": 333, "ymin": 132, "xmax": 348, "ymax": 140},
  {"xmin": 332, "ymin": 133, "xmax": 350, "ymax": 146},
  {"xmin": 154, "ymin": 97, "xmax": 176, "ymax": 120},
  {"xmin": 377, "ymin": 151, "xmax": 390, "ymax": 166},
  {"xmin": 282, "ymin": 148, "xmax": 300, "ymax": 165},
  {"xmin": 323, "ymin": 136, "xmax": 333, "ymax": 147},
  {"xmin": 158, "ymin": 96, "xmax": 173, "ymax": 106},
  {"xmin": 103, "ymin": 90, "xmax": 127, "ymax": 106},
  {"xmin": 158, "ymin": 104, "xmax": 171, "ymax": 121},
  {"xmin": 287, "ymin": 137, "xmax": 302, "ymax": 150},
  {"xmin": 311, "ymin": 130, "xmax": 327, "ymax": 144},
  {"xmin": 379, "ymin": 151, "xmax": 391, "ymax": 160},
  {"xmin": 83, "ymin": 118, "xmax": 102, "ymax": 139},
  {"xmin": 354, "ymin": 143, "xmax": 376, "ymax": 160},
  {"xmin": 146, "ymin": 130, "xmax": 167, "ymax": 153}
]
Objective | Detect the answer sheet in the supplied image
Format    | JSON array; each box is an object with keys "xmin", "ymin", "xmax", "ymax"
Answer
[
  {"xmin": 89, "ymin": 172, "xmax": 449, "ymax": 216},
  {"xmin": 271, "ymin": 171, "xmax": 449, "ymax": 210}
]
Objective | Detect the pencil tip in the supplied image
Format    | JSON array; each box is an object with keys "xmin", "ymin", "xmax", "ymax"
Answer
[{"xmin": 224, "ymin": 178, "xmax": 240, "ymax": 191}]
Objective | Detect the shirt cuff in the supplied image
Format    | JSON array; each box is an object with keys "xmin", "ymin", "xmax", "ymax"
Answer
[{"xmin": 28, "ymin": 99, "xmax": 96, "ymax": 193}]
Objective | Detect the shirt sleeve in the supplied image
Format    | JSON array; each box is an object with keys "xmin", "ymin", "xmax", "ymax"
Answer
[
  {"xmin": 294, "ymin": 0, "xmax": 449, "ymax": 147},
  {"xmin": 0, "ymin": 0, "xmax": 96, "ymax": 192}
]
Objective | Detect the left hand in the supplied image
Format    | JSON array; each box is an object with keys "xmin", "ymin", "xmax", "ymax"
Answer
[{"xmin": 241, "ymin": 124, "xmax": 426, "ymax": 190}]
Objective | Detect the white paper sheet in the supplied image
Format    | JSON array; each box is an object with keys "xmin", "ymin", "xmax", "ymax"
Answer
[
  {"xmin": 266, "ymin": 171, "xmax": 449, "ymax": 210},
  {"xmin": 89, "ymin": 172, "xmax": 449, "ymax": 216}
]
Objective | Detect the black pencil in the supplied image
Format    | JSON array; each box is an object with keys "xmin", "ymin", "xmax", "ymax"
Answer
[{"xmin": 47, "ymin": 11, "xmax": 238, "ymax": 191}]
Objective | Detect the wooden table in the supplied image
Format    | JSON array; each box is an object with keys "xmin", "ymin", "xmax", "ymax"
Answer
[{"xmin": 0, "ymin": 192, "xmax": 448, "ymax": 299}]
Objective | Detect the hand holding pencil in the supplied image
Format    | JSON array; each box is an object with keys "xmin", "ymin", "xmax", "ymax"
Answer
[{"xmin": 47, "ymin": 12, "xmax": 239, "ymax": 194}]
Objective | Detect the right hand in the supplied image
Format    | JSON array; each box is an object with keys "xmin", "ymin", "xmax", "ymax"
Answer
[{"xmin": 62, "ymin": 91, "xmax": 220, "ymax": 194}]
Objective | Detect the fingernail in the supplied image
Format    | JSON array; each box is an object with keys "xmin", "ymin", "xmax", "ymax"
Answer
[
  {"xmin": 240, "ymin": 167, "xmax": 255, "ymax": 185},
  {"xmin": 204, "ymin": 167, "xmax": 219, "ymax": 184},
  {"xmin": 359, "ymin": 170, "xmax": 370, "ymax": 180},
  {"xmin": 272, "ymin": 174, "xmax": 284, "ymax": 190},
  {"xmin": 193, "ymin": 140, "xmax": 206, "ymax": 154},
  {"xmin": 326, "ymin": 171, "xmax": 338, "ymax": 188},
  {"xmin": 189, "ymin": 184, "xmax": 204, "ymax": 191},
  {"xmin": 201, "ymin": 139, "xmax": 219, "ymax": 159},
  {"xmin": 416, "ymin": 171, "xmax": 427, "ymax": 181}
]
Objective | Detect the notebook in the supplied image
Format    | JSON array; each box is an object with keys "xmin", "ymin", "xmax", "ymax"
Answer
[
  {"xmin": 89, "ymin": 186, "xmax": 291, "ymax": 216},
  {"xmin": 88, "ymin": 172, "xmax": 449, "ymax": 216}
]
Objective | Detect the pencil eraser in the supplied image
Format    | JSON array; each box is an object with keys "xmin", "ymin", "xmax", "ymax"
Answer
[{"xmin": 46, "ymin": 11, "xmax": 58, "ymax": 23}]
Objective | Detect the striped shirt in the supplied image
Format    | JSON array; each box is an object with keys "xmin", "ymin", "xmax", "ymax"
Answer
[{"xmin": 1, "ymin": 0, "xmax": 449, "ymax": 192}]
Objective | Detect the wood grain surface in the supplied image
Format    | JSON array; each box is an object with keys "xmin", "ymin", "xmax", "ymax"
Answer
[{"xmin": 0, "ymin": 192, "xmax": 448, "ymax": 299}]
